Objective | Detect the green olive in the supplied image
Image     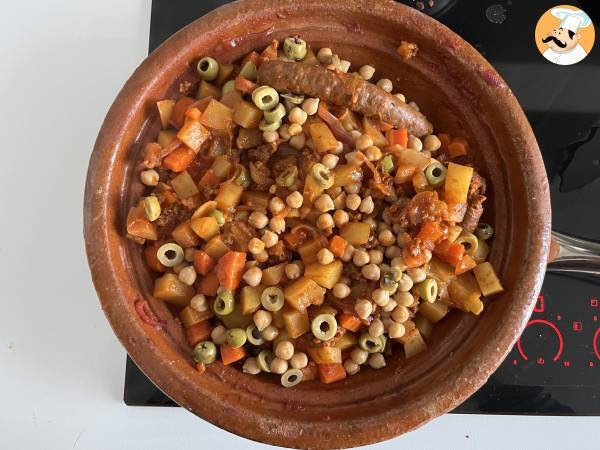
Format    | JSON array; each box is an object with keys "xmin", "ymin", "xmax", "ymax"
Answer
[
  {"xmin": 252, "ymin": 85, "xmax": 280, "ymax": 111},
  {"xmin": 425, "ymin": 162, "xmax": 447, "ymax": 187},
  {"xmin": 281, "ymin": 368, "xmax": 304, "ymax": 387},
  {"xmin": 234, "ymin": 166, "xmax": 251, "ymax": 188},
  {"xmin": 196, "ymin": 57, "xmax": 219, "ymax": 81},
  {"xmin": 246, "ymin": 324, "xmax": 265, "ymax": 345},
  {"xmin": 276, "ymin": 166, "xmax": 299, "ymax": 187},
  {"xmin": 192, "ymin": 341, "xmax": 217, "ymax": 364},
  {"xmin": 221, "ymin": 79, "xmax": 236, "ymax": 94},
  {"xmin": 263, "ymin": 103, "xmax": 286, "ymax": 124},
  {"xmin": 226, "ymin": 328, "xmax": 247, "ymax": 348},
  {"xmin": 380, "ymin": 155, "xmax": 395, "ymax": 173},
  {"xmin": 416, "ymin": 278, "xmax": 438, "ymax": 303},
  {"xmin": 156, "ymin": 243, "xmax": 184, "ymax": 267},
  {"xmin": 259, "ymin": 118, "xmax": 282, "ymax": 132},
  {"xmin": 257, "ymin": 349, "xmax": 274, "ymax": 372},
  {"xmin": 310, "ymin": 163, "xmax": 334, "ymax": 189},
  {"xmin": 261, "ymin": 287, "xmax": 285, "ymax": 312},
  {"xmin": 281, "ymin": 93, "xmax": 304, "ymax": 105},
  {"xmin": 455, "ymin": 232, "xmax": 479, "ymax": 256},
  {"xmin": 209, "ymin": 209, "xmax": 225, "ymax": 227},
  {"xmin": 358, "ymin": 332, "xmax": 385, "ymax": 353},
  {"xmin": 283, "ymin": 37, "xmax": 308, "ymax": 60},
  {"xmin": 475, "ymin": 223, "xmax": 494, "ymax": 241},
  {"xmin": 330, "ymin": 54, "xmax": 342, "ymax": 70},
  {"xmin": 213, "ymin": 289, "xmax": 235, "ymax": 315},
  {"xmin": 311, "ymin": 314, "xmax": 338, "ymax": 341},
  {"xmin": 239, "ymin": 61, "xmax": 257, "ymax": 81},
  {"xmin": 380, "ymin": 267, "xmax": 402, "ymax": 291}
]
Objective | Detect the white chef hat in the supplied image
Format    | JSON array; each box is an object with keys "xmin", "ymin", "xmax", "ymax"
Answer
[{"xmin": 551, "ymin": 7, "xmax": 592, "ymax": 33}]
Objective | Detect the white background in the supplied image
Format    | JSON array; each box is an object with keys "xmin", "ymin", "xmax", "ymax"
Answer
[{"xmin": 0, "ymin": 1, "xmax": 598, "ymax": 449}]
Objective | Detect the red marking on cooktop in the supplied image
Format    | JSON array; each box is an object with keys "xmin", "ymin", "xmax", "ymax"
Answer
[
  {"xmin": 593, "ymin": 328, "xmax": 600, "ymax": 360},
  {"xmin": 512, "ymin": 359, "xmax": 517, "ymax": 365},
  {"xmin": 556, "ymin": 315, "xmax": 562, "ymax": 321},
  {"xmin": 563, "ymin": 361, "xmax": 570, "ymax": 367},
  {"xmin": 573, "ymin": 321, "xmax": 583, "ymax": 332},
  {"xmin": 536, "ymin": 357, "xmax": 545, "ymax": 365},
  {"xmin": 534, "ymin": 295, "xmax": 545, "ymax": 313},
  {"xmin": 517, "ymin": 319, "xmax": 564, "ymax": 362},
  {"xmin": 590, "ymin": 361, "xmax": 595, "ymax": 368},
  {"xmin": 594, "ymin": 315, "xmax": 598, "ymax": 322},
  {"xmin": 591, "ymin": 298, "xmax": 598, "ymax": 307}
]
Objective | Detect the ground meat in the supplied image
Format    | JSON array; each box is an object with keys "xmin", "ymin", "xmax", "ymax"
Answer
[
  {"xmin": 387, "ymin": 191, "xmax": 447, "ymax": 229},
  {"xmin": 249, "ymin": 161, "xmax": 273, "ymax": 190},
  {"xmin": 461, "ymin": 194, "xmax": 486, "ymax": 232},
  {"xmin": 221, "ymin": 220, "xmax": 257, "ymax": 251},
  {"xmin": 142, "ymin": 142, "xmax": 162, "ymax": 169},
  {"xmin": 257, "ymin": 60, "xmax": 433, "ymax": 137},
  {"xmin": 271, "ymin": 154, "xmax": 297, "ymax": 175},
  {"xmin": 299, "ymin": 148, "xmax": 321, "ymax": 179},
  {"xmin": 267, "ymin": 240, "xmax": 291, "ymax": 264},
  {"xmin": 155, "ymin": 203, "xmax": 192, "ymax": 239},
  {"xmin": 248, "ymin": 143, "xmax": 276, "ymax": 163},
  {"xmin": 468, "ymin": 171, "xmax": 487, "ymax": 200}
]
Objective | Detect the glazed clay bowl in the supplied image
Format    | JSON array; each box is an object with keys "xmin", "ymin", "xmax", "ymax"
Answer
[{"xmin": 84, "ymin": 0, "xmax": 551, "ymax": 448}]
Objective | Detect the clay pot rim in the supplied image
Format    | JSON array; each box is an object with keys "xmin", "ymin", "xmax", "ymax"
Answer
[{"xmin": 84, "ymin": 1, "xmax": 551, "ymax": 448}]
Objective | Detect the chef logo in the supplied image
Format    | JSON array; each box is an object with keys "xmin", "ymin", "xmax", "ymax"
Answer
[{"xmin": 535, "ymin": 5, "xmax": 595, "ymax": 65}]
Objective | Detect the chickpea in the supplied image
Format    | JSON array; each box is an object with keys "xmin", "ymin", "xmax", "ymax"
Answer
[
  {"xmin": 286, "ymin": 191, "xmax": 303, "ymax": 209},
  {"xmin": 345, "ymin": 151, "xmax": 363, "ymax": 166},
  {"xmin": 302, "ymin": 98, "xmax": 320, "ymax": 115},
  {"xmin": 333, "ymin": 283, "xmax": 351, "ymax": 298},
  {"xmin": 261, "ymin": 324, "xmax": 279, "ymax": 341},
  {"xmin": 368, "ymin": 353, "xmax": 386, "ymax": 369},
  {"xmin": 249, "ymin": 211, "xmax": 268, "ymax": 229},
  {"xmin": 262, "ymin": 230, "xmax": 279, "ymax": 248},
  {"xmin": 408, "ymin": 135, "xmax": 423, "ymax": 151},
  {"xmin": 344, "ymin": 359, "xmax": 360, "ymax": 375},
  {"xmin": 340, "ymin": 243, "xmax": 355, "ymax": 262},
  {"xmin": 392, "ymin": 305, "xmax": 410, "ymax": 323},
  {"xmin": 333, "ymin": 209, "xmax": 349, "ymax": 228},
  {"xmin": 279, "ymin": 124, "xmax": 291, "ymax": 140},
  {"xmin": 369, "ymin": 319, "xmax": 384, "ymax": 338},
  {"xmin": 353, "ymin": 249, "xmax": 370, "ymax": 267},
  {"xmin": 140, "ymin": 169, "xmax": 159, "ymax": 186},
  {"xmin": 322, "ymin": 153, "xmax": 339, "ymax": 169},
  {"xmin": 254, "ymin": 250, "xmax": 269, "ymax": 263},
  {"xmin": 362, "ymin": 263, "xmax": 381, "ymax": 281},
  {"xmin": 285, "ymin": 261, "xmax": 303, "ymax": 280},
  {"xmin": 349, "ymin": 130, "xmax": 362, "ymax": 141},
  {"xmin": 390, "ymin": 256, "xmax": 408, "ymax": 271},
  {"xmin": 274, "ymin": 340, "xmax": 295, "ymax": 360},
  {"xmin": 423, "ymin": 134, "xmax": 442, "ymax": 152},
  {"xmin": 270, "ymin": 357, "xmax": 289, "ymax": 375},
  {"xmin": 376, "ymin": 78, "xmax": 393, "ymax": 92},
  {"xmin": 383, "ymin": 299, "xmax": 397, "ymax": 313},
  {"xmin": 396, "ymin": 273, "xmax": 414, "ymax": 292},
  {"xmin": 290, "ymin": 352, "xmax": 308, "ymax": 369},
  {"xmin": 269, "ymin": 216, "xmax": 286, "ymax": 234},
  {"xmin": 371, "ymin": 288, "xmax": 390, "ymax": 307},
  {"xmin": 288, "ymin": 107, "xmax": 308, "ymax": 125},
  {"xmin": 242, "ymin": 266, "xmax": 263, "ymax": 287},
  {"xmin": 395, "ymin": 291, "xmax": 414, "ymax": 307},
  {"xmin": 409, "ymin": 101, "xmax": 420, "ymax": 111},
  {"xmin": 396, "ymin": 232, "xmax": 412, "ymax": 248},
  {"xmin": 316, "ymin": 213, "xmax": 334, "ymax": 230},
  {"xmin": 253, "ymin": 310, "xmax": 273, "ymax": 331},
  {"xmin": 289, "ymin": 133, "xmax": 306, "ymax": 150},
  {"xmin": 351, "ymin": 348, "xmax": 369, "ymax": 365},
  {"xmin": 178, "ymin": 266, "xmax": 197, "ymax": 286},
  {"xmin": 345, "ymin": 193, "xmax": 361, "ymax": 211},
  {"xmin": 269, "ymin": 196, "xmax": 286, "ymax": 215},
  {"xmin": 317, "ymin": 248, "xmax": 334, "ymax": 265},
  {"xmin": 263, "ymin": 130, "xmax": 279, "ymax": 143},
  {"xmin": 314, "ymin": 193, "xmax": 334, "ymax": 213},
  {"xmin": 243, "ymin": 357, "xmax": 261, "ymax": 375},
  {"xmin": 359, "ymin": 64, "xmax": 375, "ymax": 80},
  {"xmin": 190, "ymin": 294, "xmax": 208, "ymax": 312},
  {"xmin": 344, "ymin": 182, "xmax": 361, "ymax": 194},
  {"xmin": 333, "ymin": 140, "xmax": 344, "ymax": 155},
  {"xmin": 378, "ymin": 229, "xmax": 396, "ymax": 247},
  {"xmin": 407, "ymin": 267, "xmax": 427, "ymax": 284},
  {"xmin": 210, "ymin": 325, "xmax": 228, "ymax": 345},
  {"xmin": 365, "ymin": 145, "xmax": 382, "ymax": 162},
  {"xmin": 355, "ymin": 299, "xmax": 373, "ymax": 320},
  {"xmin": 355, "ymin": 133, "xmax": 373, "ymax": 151},
  {"xmin": 388, "ymin": 322, "xmax": 406, "ymax": 339},
  {"xmin": 394, "ymin": 93, "xmax": 406, "ymax": 102},
  {"xmin": 368, "ymin": 249, "xmax": 384, "ymax": 265},
  {"xmin": 317, "ymin": 47, "xmax": 333, "ymax": 64},
  {"xmin": 385, "ymin": 245, "xmax": 402, "ymax": 259},
  {"xmin": 359, "ymin": 196, "xmax": 374, "ymax": 214},
  {"xmin": 288, "ymin": 123, "xmax": 303, "ymax": 136},
  {"xmin": 173, "ymin": 262, "xmax": 187, "ymax": 274}
]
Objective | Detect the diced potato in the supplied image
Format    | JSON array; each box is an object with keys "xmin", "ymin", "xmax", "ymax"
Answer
[
  {"xmin": 332, "ymin": 164, "xmax": 363, "ymax": 188},
  {"xmin": 233, "ymin": 100, "xmax": 263, "ymax": 129},
  {"xmin": 362, "ymin": 117, "xmax": 387, "ymax": 147},
  {"xmin": 394, "ymin": 163, "xmax": 417, "ymax": 184},
  {"xmin": 190, "ymin": 216, "xmax": 220, "ymax": 241},
  {"xmin": 176, "ymin": 120, "xmax": 210, "ymax": 152},
  {"xmin": 473, "ymin": 238, "xmax": 490, "ymax": 263},
  {"xmin": 396, "ymin": 148, "xmax": 431, "ymax": 172},
  {"xmin": 309, "ymin": 304, "xmax": 338, "ymax": 319},
  {"xmin": 180, "ymin": 305, "xmax": 214, "ymax": 328},
  {"xmin": 215, "ymin": 181, "xmax": 244, "ymax": 211},
  {"xmin": 171, "ymin": 170, "xmax": 199, "ymax": 199},
  {"xmin": 284, "ymin": 277, "xmax": 326, "ymax": 312},
  {"xmin": 472, "ymin": 262, "xmax": 504, "ymax": 296},
  {"xmin": 309, "ymin": 122, "xmax": 338, "ymax": 152},
  {"xmin": 272, "ymin": 308, "xmax": 286, "ymax": 328},
  {"xmin": 153, "ymin": 273, "xmax": 194, "ymax": 306},
  {"xmin": 218, "ymin": 302, "xmax": 253, "ymax": 329},
  {"xmin": 304, "ymin": 260, "xmax": 343, "ymax": 289},
  {"xmin": 127, "ymin": 203, "xmax": 158, "ymax": 240},
  {"xmin": 156, "ymin": 99, "xmax": 175, "ymax": 129},
  {"xmin": 157, "ymin": 129, "xmax": 177, "ymax": 148},
  {"xmin": 297, "ymin": 238, "xmax": 325, "ymax": 264},
  {"xmin": 301, "ymin": 364, "xmax": 318, "ymax": 382},
  {"xmin": 427, "ymin": 256, "xmax": 455, "ymax": 283},
  {"xmin": 216, "ymin": 63, "xmax": 234, "ymax": 86},
  {"xmin": 172, "ymin": 221, "xmax": 201, "ymax": 248},
  {"xmin": 447, "ymin": 272, "xmax": 483, "ymax": 315},
  {"xmin": 337, "ymin": 108, "xmax": 360, "ymax": 131},
  {"xmin": 418, "ymin": 301, "xmax": 450, "ymax": 323},
  {"xmin": 203, "ymin": 235, "xmax": 229, "ymax": 261},
  {"xmin": 210, "ymin": 155, "xmax": 233, "ymax": 179},
  {"xmin": 446, "ymin": 225, "xmax": 463, "ymax": 242},
  {"xmin": 283, "ymin": 308, "xmax": 310, "ymax": 339},
  {"xmin": 444, "ymin": 163, "xmax": 473, "ymax": 204},
  {"xmin": 196, "ymin": 80, "xmax": 221, "ymax": 100},
  {"xmin": 236, "ymin": 128, "xmax": 263, "ymax": 149},
  {"xmin": 262, "ymin": 263, "xmax": 286, "ymax": 286},
  {"xmin": 241, "ymin": 190, "xmax": 270, "ymax": 209},
  {"xmin": 414, "ymin": 314, "xmax": 434, "ymax": 338},
  {"xmin": 303, "ymin": 174, "xmax": 324, "ymax": 205},
  {"xmin": 199, "ymin": 99, "xmax": 233, "ymax": 130},
  {"xmin": 241, "ymin": 285, "xmax": 265, "ymax": 315},
  {"xmin": 340, "ymin": 222, "xmax": 371, "ymax": 246},
  {"xmin": 307, "ymin": 346, "xmax": 342, "ymax": 364},
  {"xmin": 396, "ymin": 320, "xmax": 417, "ymax": 344},
  {"xmin": 404, "ymin": 329, "xmax": 428, "ymax": 359},
  {"xmin": 333, "ymin": 332, "xmax": 357, "ymax": 350},
  {"xmin": 220, "ymin": 90, "xmax": 243, "ymax": 110}
]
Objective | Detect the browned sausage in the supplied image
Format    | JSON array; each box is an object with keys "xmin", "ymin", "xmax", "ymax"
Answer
[
  {"xmin": 461, "ymin": 194, "xmax": 486, "ymax": 232},
  {"xmin": 257, "ymin": 60, "xmax": 433, "ymax": 137}
]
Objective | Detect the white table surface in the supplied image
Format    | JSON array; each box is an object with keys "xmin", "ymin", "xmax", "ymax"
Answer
[{"xmin": 1, "ymin": 1, "xmax": 598, "ymax": 448}]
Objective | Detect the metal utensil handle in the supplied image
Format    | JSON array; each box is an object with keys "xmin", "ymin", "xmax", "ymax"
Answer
[{"xmin": 547, "ymin": 231, "xmax": 600, "ymax": 277}]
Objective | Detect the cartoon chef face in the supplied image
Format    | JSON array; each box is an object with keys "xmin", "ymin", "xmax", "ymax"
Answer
[{"xmin": 542, "ymin": 27, "xmax": 581, "ymax": 53}]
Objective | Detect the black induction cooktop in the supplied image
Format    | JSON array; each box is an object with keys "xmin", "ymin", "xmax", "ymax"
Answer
[{"xmin": 124, "ymin": 0, "xmax": 600, "ymax": 414}]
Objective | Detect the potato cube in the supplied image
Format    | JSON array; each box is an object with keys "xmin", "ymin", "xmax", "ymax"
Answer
[
  {"xmin": 304, "ymin": 260, "xmax": 343, "ymax": 289},
  {"xmin": 153, "ymin": 273, "xmax": 194, "ymax": 306},
  {"xmin": 284, "ymin": 277, "xmax": 326, "ymax": 312}
]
